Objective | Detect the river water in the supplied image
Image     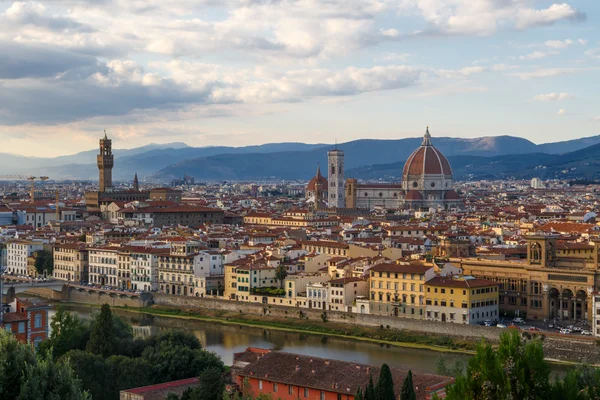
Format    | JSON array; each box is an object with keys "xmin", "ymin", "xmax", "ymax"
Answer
[{"xmin": 50, "ymin": 305, "xmax": 471, "ymax": 373}]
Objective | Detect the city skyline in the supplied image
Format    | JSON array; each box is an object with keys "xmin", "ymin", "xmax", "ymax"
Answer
[{"xmin": 1, "ymin": 0, "xmax": 599, "ymax": 157}]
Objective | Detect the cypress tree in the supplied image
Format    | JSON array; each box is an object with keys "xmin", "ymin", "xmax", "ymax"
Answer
[
  {"xmin": 364, "ymin": 375, "xmax": 375, "ymax": 400},
  {"xmin": 375, "ymin": 363, "xmax": 396, "ymax": 400},
  {"xmin": 355, "ymin": 387, "xmax": 363, "ymax": 400},
  {"xmin": 401, "ymin": 370, "xmax": 416, "ymax": 400},
  {"xmin": 87, "ymin": 304, "xmax": 115, "ymax": 357}
]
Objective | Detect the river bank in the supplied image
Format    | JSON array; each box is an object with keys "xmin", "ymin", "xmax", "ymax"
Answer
[{"xmin": 24, "ymin": 287, "xmax": 600, "ymax": 366}]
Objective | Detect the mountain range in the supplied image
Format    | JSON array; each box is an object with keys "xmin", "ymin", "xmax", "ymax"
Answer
[{"xmin": 2, "ymin": 135, "xmax": 600, "ymax": 182}]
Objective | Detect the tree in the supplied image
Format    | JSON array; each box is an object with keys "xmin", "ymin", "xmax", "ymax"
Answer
[
  {"xmin": 63, "ymin": 350, "xmax": 112, "ymax": 400},
  {"xmin": 274, "ymin": 264, "xmax": 288, "ymax": 288},
  {"xmin": 87, "ymin": 304, "xmax": 115, "ymax": 357},
  {"xmin": 39, "ymin": 306, "xmax": 90, "ymax": 360},
  {"xmin": 196, "ymin": 367, "xmax": 225, "ymax": 400},
  {"xmin": 355, "ymin": 387, "xmax": 363, "ymax": 400},
  {"xmin": 0, "ymin": 330, "xmax": 37, "ymax": 399},
  {"xmin": 445, "ymin": 330, "xmax": 550, "ymax": 400},
  {"xmin": 400, "ymin": 370, "xmax": 416, "ymax": 400},
  {"xmin": 34, "ymin": 250, "xmax": 54, "ymax": 276},
  {"xmin": 364, "ymin": 375, "xmax": 375, "ymax": 400},
  {"xmin": 375, "ymin": 364, "xmax": 395, "ymax": 400},
  {"xmin": 17, "ymin": 353, "xmax": 90, "ymax": 400}
]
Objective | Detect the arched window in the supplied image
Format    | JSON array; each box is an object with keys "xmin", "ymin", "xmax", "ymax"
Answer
[{"xmin": 331, "ymin": 165, "xmax": 336, "ymax": 175}]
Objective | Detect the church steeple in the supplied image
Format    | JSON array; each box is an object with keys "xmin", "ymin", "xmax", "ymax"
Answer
[
  {"xmin": 133, "ymin": 173, "xmax": 139, "ymax": 191},
  {"xmin": 316, "ymin": 163, "xmax": 322, "ymax": 178},
  {"xmin": 422, "ymin": 126, "xmax": 432, "ymax": 146}
]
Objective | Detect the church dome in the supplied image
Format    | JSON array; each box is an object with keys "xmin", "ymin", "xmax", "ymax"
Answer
[
  {"xmin": 307, "ymin": 165, "xmax": 328, "ymax": 191},
  {"xmin": 402, "ymin": 127, "xmax": 452, "ymax": 178}
]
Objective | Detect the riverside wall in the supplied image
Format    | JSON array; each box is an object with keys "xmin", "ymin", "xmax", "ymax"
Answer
[
  {"xmin": 23, "ymin": 285, "xmax": 600, "ymax": 363},
  {"xmin": 151, "ymin": 293, "xmax": 501, "ymax": 341}
]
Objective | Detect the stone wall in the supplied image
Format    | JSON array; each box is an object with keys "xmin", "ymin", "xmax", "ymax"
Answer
[
  {"xmin": 67, "ymin": 288, "xmax": 145, "ymax": 308},
  {"xmin": 152, "ymin": 293, "xmax": 501, "ymax": 341}
]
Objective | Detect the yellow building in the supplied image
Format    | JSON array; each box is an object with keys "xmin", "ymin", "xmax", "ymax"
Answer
[
  {"xmin": 452, "ymin": 235, "xmax": 600, "ymax": 321},
  {"xmin": 368, "ymin": 262, "xmax": 435, "ymax": 318},
  {"xmin": 425, "ymin": 276, "xmax": 499, "ymax": 324},
  {"xmin": 53, "ymin": 243, "xmax": 89, "ymax": 282}
]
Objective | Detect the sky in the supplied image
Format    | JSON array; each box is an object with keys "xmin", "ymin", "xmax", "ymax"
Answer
[{"xmin": 0, "ymin": 0, "xmax": 599, "ymax": 157}]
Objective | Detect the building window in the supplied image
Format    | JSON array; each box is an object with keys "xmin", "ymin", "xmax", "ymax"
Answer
[
  {"xmin": 34, "ymin": 314, "xmax": 42, "ymax": 329},
  {"xmin": 4, "ymin": 323, "xmax": 11, "ymax": 332},
  {"xmin": 18, "ymin": 322, "xmax": 25, "ymax": 333},
  {"xmin": 289, "ymin": 386, "xmax": 294, "ymax": 395},
  {"xmin": 304, "ymin": 388, "xmax": 309, "ymax": 398},
  {"xmin": 273, "ymin": 383, "xmax": 278, "ymax": 392},
  {"xmin": 258, "ymin": 380, "xmax": 263, "ymax": 390},
  {"xmin": 321, "ymin": 392, "xmax": 326, "ymax": 400}
]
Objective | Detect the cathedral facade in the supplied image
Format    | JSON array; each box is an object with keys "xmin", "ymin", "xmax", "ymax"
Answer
[{"xmin": 307, "ymin": 128, "xmax": 462, "ymax": 210}]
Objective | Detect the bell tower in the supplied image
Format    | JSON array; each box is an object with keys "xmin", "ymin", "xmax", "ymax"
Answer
[
  {"xmin": 97, "ymin": 130, "xmax": 114, "ymax": 193},
  {"xmin": 328, "ymin": 147, "xmax": 345, "ymax": 208}
]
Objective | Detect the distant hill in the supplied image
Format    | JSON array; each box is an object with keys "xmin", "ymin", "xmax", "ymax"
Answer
[
  {"xmin": 3, "ymin": 135, "xmax": 600, "ymax": 181},
  {"xmin": 152, "ymin": 136, "xmax": 600, "ymax": 181},
  {"xmin": 347, "ymin": 143, "xmax": 600, "ymax": 181}
]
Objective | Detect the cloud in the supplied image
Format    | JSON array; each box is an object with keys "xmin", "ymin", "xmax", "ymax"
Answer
[
  {"xmin": 519, "ymin": 51, "xmax": 559, "ymax": 60},
  {"xmin": 578, "ymin": 39, "xmax": 588, "ymax": 45},
  {"xmin": 508, "ymin": 68, "xmax": 592, "ymax": 80},
  {"xmin": 0, "ymin": 41, "xmax": 100, "ymax": 79},
  {"xmin": 0, "ymin": 60, "xmax": 429, "ymax": 125},
  {"xmin": 557, "ymin": 109, "xmax": 566, "ymax": 116},
  {"xmin": 544, "ymin": 39, "xmax": 573, "ymax": 49},
  {"xmin": 593, "ymin": 116, "xmax": 600, "ymax": 121},
  {"xmin": 515, "ymin": 3, "xmax": 585, "ymax": 29},
  {"xmin": 532, "ymin": 93, "xmax": 573, "ymax": 102},
  {"xmin": 585, "ymin": 49, "xmax": 600, "ymax": 59},
  {"xmin": 404, "ymin": 0, "xmax": 585, "ymax": 36},
  {"xmin": 436, "ymin": 66, "xmax": 486, "ymax": 78},
  {"xmin": 377, "ymin": 52, "xmax": 412, "ymax": 62}
]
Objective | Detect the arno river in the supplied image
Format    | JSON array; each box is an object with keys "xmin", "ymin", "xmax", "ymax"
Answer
[
  {"xmin": 50, "ymin": 304, "xmax": 470, "ymax": 373},
  {"xmin": 50, "ymin": 304, "xmax": 568, "ymax": 376}
]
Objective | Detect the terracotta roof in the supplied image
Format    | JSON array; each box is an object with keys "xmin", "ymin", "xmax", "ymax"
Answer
[
  {"xmin": 2, "ymin": 312, "xmax": 28, "ymax": 323},
  {"xmin": 426, "ymin": 276, "xmax": 498, "ymax": 289},
  {"xmin": 369, "ymin": 262, "xmax": 432, "ymax": 274},
  {"xmin": 237, "ymin": 351, "xmax": 452, "ymax": 400}
]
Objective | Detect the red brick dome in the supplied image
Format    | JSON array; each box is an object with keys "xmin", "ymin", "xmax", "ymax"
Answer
[
  {"xmin": 307, "ymin": 165, "xmax": 328, "ymax": 191},
  {"xmin": 402, "ymin": 128, "xmax": 452, "ymax": 178}
]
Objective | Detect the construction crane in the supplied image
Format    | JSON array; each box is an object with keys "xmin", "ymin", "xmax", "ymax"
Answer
[{"xmin": 0, "ymin": 175, "xmax": 49, "ymax": 201}]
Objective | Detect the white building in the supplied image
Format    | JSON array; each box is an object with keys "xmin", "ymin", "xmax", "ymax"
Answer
[
  {"xmin": 195, "ymin": 251, "xmax": 224, "ymax": 277},
  {"xmin": 306, "ymin": 282, "xmax": 328, "ymax": 310},
  {"xmin": 130, "ymin": 248, "xmax": 166, "ymax": 292},
  {"xmin": 88, "ymin": 247, "xmax": 119, "ymax": 287},
  {"xmin": 327, "ymin": 277, "xmax": 368, "ymax": 312},
  {"xmin": 6, "ymin": 240, "xmax": 44, "ymax": 276},
  {"xmin": 531, "ymin": 177, "xmax": 545, "ymax": 189},
  {"xmin": 592, "ymin": 293, "xmax": 600, "ymax": 337}
]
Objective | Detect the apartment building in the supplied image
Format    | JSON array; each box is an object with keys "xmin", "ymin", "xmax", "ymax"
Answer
[
  {"xmin": 425, "ymin": 276, "xmax": 500, "ymax": 324},
  {"xmin": 368, "ymin": 262, "xmax": 435, "ymax": 318},
  {"xmin": 6, "ymin": 240, "xmax": 44, "ymax": 276},
  {"xmin": 88, "ymin": 247, "xmax": 119, "ymax": 286},
  {"xmin": 53, "ymin": 243, "xmax": 89, "ymax": 283}
]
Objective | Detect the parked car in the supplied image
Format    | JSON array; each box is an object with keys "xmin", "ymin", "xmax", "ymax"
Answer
[
  {"xmin": 581, "ymin": 330, "xmax": 592, "ymax": 336},
  {"xmin": 528, "ymin": 327, "xmax": 540, "ymax": 332},
  {"xmin": 513, "ymin": 317, "xmax": 525, "ymax": 324},
  {"xmin": 560, "ymin": 328, "xmax": 572, "ymax": 334},
  {"xmin": 484, "ymin": 320, "xmax": 494, "ymax": 327},
  {"xmin": 497, "ymin": 323, "xmax": 507, "ymax": 329}
]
